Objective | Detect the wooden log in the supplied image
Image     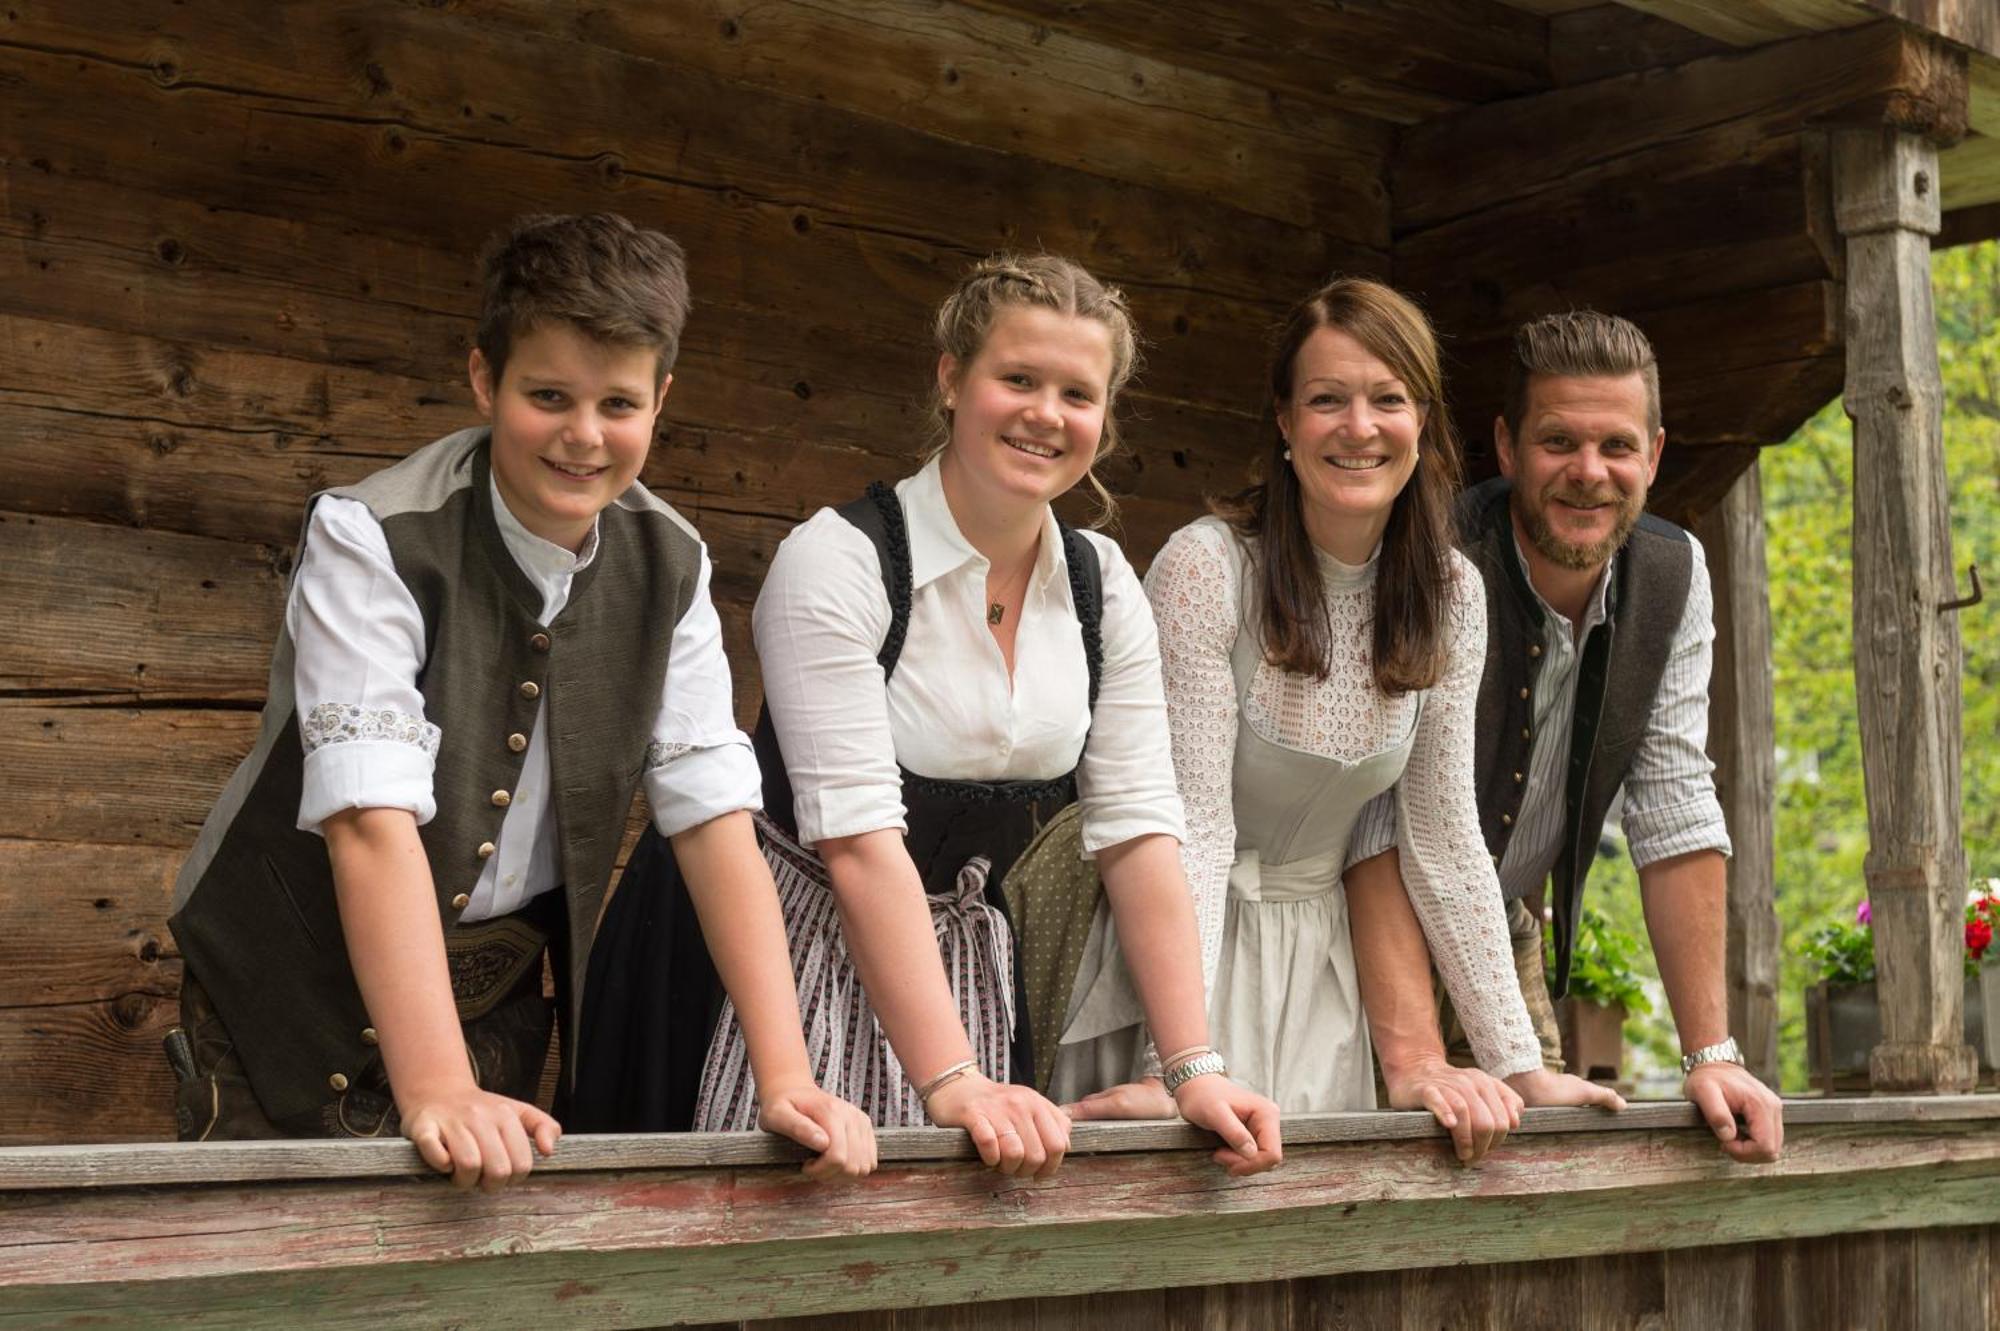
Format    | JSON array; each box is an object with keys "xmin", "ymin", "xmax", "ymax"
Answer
[
  {"xmin": 1395, "ymin": 22, "xmax": 1969, "ymax": 230},
  {"xmin": 3, "ymin": 1109, "xmax": 2000, "ymax": 1327},
  {"xmin": 1834, "ymin": 126, "xmax": 1977, "ymax": 1093},
  {"xmin": 951, "ymin": 0, "xmax": 1549, "ymax": 125},
  {"xmin": 422, "ymin": 0, "xmax": 1394, "ymax": 236},
  {"xmin": 0, "ymin": 3, "xmax": 1382, "ymax": 261},
  {"xmin": 1697, "ymin": 462, "xmax": 1783, "ymax": 1086},
  {"xmin": 1611, "ymin": 0, "xmax": 1872, "ymax": 46},
  {"xmin": 1547, "ymin": 5, "xmax": 1731, "ymax": 85},
  {"xmin": 0, "ymin": 992, "xmax": 179, "ymax": 1146},
  {"xmin": 0, "ymin": 839, "xmax": 181, "ymax": 1009}
]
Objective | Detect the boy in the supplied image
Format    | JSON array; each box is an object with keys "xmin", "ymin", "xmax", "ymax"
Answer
[{"xmin": 167, "ymin": 214, "xmax": 874, "ymax": 1186}]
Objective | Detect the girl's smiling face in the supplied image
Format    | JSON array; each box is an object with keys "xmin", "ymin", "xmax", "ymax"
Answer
[{"xmin": 937, "ymin": 304, "xmax": 1115, "ymax": 516}]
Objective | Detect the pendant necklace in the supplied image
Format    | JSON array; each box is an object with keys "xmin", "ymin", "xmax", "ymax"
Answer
[{"xmin": 987, "ymin": 559, "xmax": 1033, "ymax": 626}]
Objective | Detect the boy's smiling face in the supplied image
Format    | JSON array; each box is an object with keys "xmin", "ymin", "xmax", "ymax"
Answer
[{"xmin": 470, "ymin": 321, "xmax": 668, "ymax": 553}]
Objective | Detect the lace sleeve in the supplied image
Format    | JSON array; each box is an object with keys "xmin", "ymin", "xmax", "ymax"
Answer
[
  {"xmin": 1394, "ymin": 554, "xmax": 1545, "ymax": 1077},
  {"xmin": 1142, "ymin": 519, "xmax": 1242, "ymax": 1001}
]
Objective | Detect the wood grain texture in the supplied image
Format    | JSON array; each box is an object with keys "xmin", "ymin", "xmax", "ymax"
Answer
[
  {"xmin": 5, "ymin": 1122, "xmax": 2000, "ymax": 1327},
  {"xmin": 1697, "ymin": 464, "xmax": 1782, "ymax": 1084},
  {"xmin": 1835, "ymin": 127, "xmax": 1977, "ymax": 1091}
]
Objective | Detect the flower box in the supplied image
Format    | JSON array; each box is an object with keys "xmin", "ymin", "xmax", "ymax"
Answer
[
  {"xmin": 1805, "ymin": 975, "xmax": 1991, "ymax": 1093},
  {"xmin": 1556, "ymin": 996, "xmax": 1627, "ymax": 1083}
]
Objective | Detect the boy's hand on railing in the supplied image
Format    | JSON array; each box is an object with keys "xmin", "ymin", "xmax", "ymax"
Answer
[
  {"xmin": 925, "ymin": 1072, "xmax": 1071, "ymax": 1179},
  {"xmin": 1505, "ymin": 1068, "xmax": 1628, "ymax": 1114},
  {"xmin": 1685, "ymin": 1062, "xmax": 1784, "ymax": 1163},
  {"xmin": 758, "ymin": 1082, "xmax": 878, "ymax": 1179},
  {"xmin": 1384, "ymin": 1058, "xmax": 1521, "ymax": 1164},
  {"xmin": 402, "ymin": 1083, "xmax": 560, "ymax": 1191},
  {"xmin": 1170, "ymin": 1074, "xmax": 1283, "ymax": 1177}
]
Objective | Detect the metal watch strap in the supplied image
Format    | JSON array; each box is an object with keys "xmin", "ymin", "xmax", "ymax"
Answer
[
  {"xmin": 1680, "ymin": 1036, "xmax": 1744, "ymax": 1075},
  {"xmin": 1163, "ymin": 1050, "xmax": 1227, "ymax": 1094}
]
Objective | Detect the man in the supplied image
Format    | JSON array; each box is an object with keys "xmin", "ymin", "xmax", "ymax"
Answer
[{"xmin": 1347, "ymin": 309, "xmax": 1783, "ymax": 1163}]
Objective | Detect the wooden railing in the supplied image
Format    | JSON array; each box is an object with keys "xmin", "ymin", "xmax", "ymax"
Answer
[{"xmin": 5, "ymin": 1097, "xmax": 2000, "ymax": 1329}]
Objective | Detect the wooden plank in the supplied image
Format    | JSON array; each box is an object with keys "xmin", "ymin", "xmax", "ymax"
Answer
[
  {"xmin": 1696, "ymin": 463, "xmax": 1783, "ymax": 1084},
  {"xmin": 1942, "ymin": 129, "xmax": 2000, "ymax": 208},
  {"xmin": 1395, "ymin": 22, "xmax": 1969, "ymax": 230},
  {"xmin": 1664, "ymin": 1241, "xmax": 1756, "ymax": 1330},
  {"xmin": 430, "ymin": 0, "xmax": 1394, "ymax": 237},
  {"xmin": 0, "ymin": 1, "xmax": 1388, "ymax": 247},
  {"xmin": 1484, "ymin": 1252, "xmax": 1578, "ymax": 1331},
  {"xmin": 1866, "ymin": 0, "xmax": 2000, "ymax": 61},
  {"xmin": 6, "ymin": 1134, "xmax": 2000, "ymax": 1328},
  {"xmin": 1398, "ymin": 1263, "xmax": 1494, "ymax": 1330},
  {"xmin": 1548, "ymin": 4, "xmax": 1733, "ymax": 84},
  {"xmin": 1915, "ymin": 1226, "xmax": 1989, "ymax": 1331},
  {"xmin": 1834, "ymin": 127, "xmax": 1978, "ymax": 1092},
  {"xmin": 1577, "ymin": 1249, "xmax": 1665, "ymax": 1331},
  {"xmin": 954, "ymin": 0, "xmax": 1550, "ymax": 125},
  {"xmin": 0, "ymin": 839, "xmax": 181, "ymax": 1008},
  {"xmin": 0, "ymin": 993, "xmax": 179, "ymax": 1146},
  {"xmin": 1612, "ymin": 0, "xmax": 1874, "ymax": 45}
]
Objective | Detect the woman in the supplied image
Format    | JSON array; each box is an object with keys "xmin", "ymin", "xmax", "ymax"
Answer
[
  {"xmin": 583, "ymin": 254, "xmax": 1281, "ymax": 1178},
  {"xmin": 1075, "ymin": 279, "xmax": 1619, "ymax": 1160}
]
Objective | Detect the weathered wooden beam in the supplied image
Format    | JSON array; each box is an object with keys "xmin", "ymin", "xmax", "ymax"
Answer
[
  {"xmin": 1609, "ymin": 0, "xmax": 1875, "ymax": 45},
  {"xmin": 1696, "ymin": 463, "xmax": 1783, "ymax": 1086},
  {"xmin": 1396, "ymin": 22, "xmax": 1969, "ymax": 231},
  {"xmin": 1547, "ymin": 4, "xmax": 1732, "ymax": 84},
  {"xmin": 1834, "ymin": 125, "xmax": 1977, "ymax": 1093},
  {"xmin": 2, "ymin": 1104, "xmax": 1997, "ymax": 1328}
]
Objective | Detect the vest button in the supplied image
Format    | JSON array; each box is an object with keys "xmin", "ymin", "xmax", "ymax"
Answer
[
  {"xmin": 1518, "ymin": 687, "xmax": 1530, "ymax": 700},
  {"xmin": 328, "ymin": 1072, "xmax": 350, "ymax": 1093},
  {"xmin": 1521, "ymin": 727, "xmax": 1532, "ymax": 740},
  {"xmin": 520, "ymin": 680, "xmax": 541, "ymax": 700},
  {"xmin": 507, "ymin": 732, "xmax": 528, "ymax": 753},
  {"xmin": 1528, "ymin": 644, "xmax": 1543, "ymax": 658},
  {"xmin": 451, "ymin": 892, "xmax": 471, "ymax": 910},
  {"xmin": 1501, "ymin": 813, "xmax": 1514, "ymax": 826},
  {"xmin": 530, "ymin": 632, "xmax": 552, "ymax": 652},
  {"xmin": 1513, "ymin": 771, "xmax": 1524, "ymax": 784},
  {"xmin": 360, "ymin": 1027, "xmax": 378, "ymax": 1046},
  {"xmin": 491, "ymin": 789, "xmax": 512, "ymax": 808},
  {"xmin": 476, "ymin": 841, "xmax": 496, "ymax": 860}
]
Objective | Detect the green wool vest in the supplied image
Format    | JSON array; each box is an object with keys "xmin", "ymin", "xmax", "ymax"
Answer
[{"xmin": 170, "ymin": 428, "xmax": 703, "ymax": 1124}]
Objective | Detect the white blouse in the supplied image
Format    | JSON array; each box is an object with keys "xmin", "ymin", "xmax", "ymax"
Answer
[
  {"xmin": 289, "ymin": 476, "xmax": 762, "ymax": 922},
  {"xmin": 1146, "ymin": 517, "xmax": 1544, "ymax": 1077},
  {"xmin": 753, "ymin": 458, "xmax": 1185, "ymax": 855}
]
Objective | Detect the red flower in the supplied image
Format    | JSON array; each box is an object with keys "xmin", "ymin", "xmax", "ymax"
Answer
[{"xmin": 1969, "ymin": 918, "xmax": 1994, "ymax": 961}]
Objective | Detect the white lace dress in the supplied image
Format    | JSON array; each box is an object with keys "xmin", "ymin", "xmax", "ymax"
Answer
[{"xmin": 1146, "ymin": 517, "xmax": 1543, "ymax": 1110}]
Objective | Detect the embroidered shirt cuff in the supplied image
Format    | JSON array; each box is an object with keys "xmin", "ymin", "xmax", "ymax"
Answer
[
  {"xmin": 792, "ymin": 783, "xmax": 908, "ymax": 848},
  {"xmin": 644, "ymin": 738, "xmax": 763, "ymax": 839},
  {"xmin": 298, "ymin": 741, "xmax": 437, "ymax": 833},
  {"xmin": 1624, "ymin": 799, "xmax": 1733, "ymax": 870}
]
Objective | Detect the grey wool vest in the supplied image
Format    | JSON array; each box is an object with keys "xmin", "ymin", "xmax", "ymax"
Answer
[
  {"xmin": 170, "ymin": 427, "xmax": 704, "ymax": 1123},
  {"xmin": 1455, "ymin": 477, "xmax": 1692, "ymax": 998}
]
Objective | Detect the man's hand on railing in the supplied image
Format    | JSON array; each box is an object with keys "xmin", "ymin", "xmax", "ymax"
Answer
[
  {"xmin": 1685, "ymin": 1062, "xmax": 1784, "ymax": 1163},
  {"xmin": 1383, "ymin": 1058, "xmax": 1520, "ymax": 1165},
  {"xmin": 1170, "ymin": 1074, "xmax": 1283, "ymax": 1177},
  {"xmin": 757, "ymin": 1081, "xmax": 878, "ymax": 1179}
]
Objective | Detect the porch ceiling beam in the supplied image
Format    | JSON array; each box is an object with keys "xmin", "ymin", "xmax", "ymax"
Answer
[{"xmin": 1612, "ymin": 0, "xmax": 2000, "ymax": 59}]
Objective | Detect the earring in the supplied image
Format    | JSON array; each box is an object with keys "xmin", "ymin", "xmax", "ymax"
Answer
[{"xmin": 1282, "ymin": 447, "xmax": 1292, "ymax": 461}]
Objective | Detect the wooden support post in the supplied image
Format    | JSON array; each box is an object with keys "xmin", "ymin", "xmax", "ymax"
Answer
[
  {"xmin": 1698, "ymin": 461, "xmax": 1781, "ymax": 1087},
  {"xmin": 1834, "ymin": 126, "xmax": 1976, "ymax": 1094}
]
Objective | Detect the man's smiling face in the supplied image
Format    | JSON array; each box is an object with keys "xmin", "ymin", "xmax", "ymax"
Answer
[{"xmin": 1497, "ymin": 371, "xmax": 1663, "ymax": 573}]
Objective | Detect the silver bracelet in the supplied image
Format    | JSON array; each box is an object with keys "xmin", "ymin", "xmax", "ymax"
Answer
[
  {"xmin": 1163, "ymin": 1049, "xmax": 1227, "ymax": 1095},
  {"xmin": 1680, "ymin": 1036, "xmax": 1744, "ymax": 1075},
  {"xmin": 916, "ymin": 1058, "xmax": 978, "ymax": 1104}
]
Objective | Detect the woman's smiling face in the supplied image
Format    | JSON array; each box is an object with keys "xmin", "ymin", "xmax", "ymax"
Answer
[{"xmin": 1277, "ymin": 324, "xmax": 1424, "ymax": 559}]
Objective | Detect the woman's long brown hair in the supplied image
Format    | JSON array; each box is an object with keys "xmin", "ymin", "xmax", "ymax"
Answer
[{"xmin": 1213, "ymin": 278, "xmax": 1464, "ymax": 694}]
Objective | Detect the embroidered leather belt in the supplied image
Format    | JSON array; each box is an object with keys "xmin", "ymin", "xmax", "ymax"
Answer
[{"xmin": 445, "ymin": 911, "xmax": 549, "ymax": 1022}]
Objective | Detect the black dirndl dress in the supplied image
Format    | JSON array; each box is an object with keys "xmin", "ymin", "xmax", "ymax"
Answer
[{"xmin": 569, "ymin": 484, "xmax": 1102, "ymax": 1131}]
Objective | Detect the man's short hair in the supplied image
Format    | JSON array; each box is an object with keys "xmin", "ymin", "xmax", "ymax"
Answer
[
  {"xmin": 1502, "ymin": 310, "xmax": 1660, "ymax": 440},
  {"xmin": 475, "ymin": 213, "xmax": 690, "ymax": 388}
]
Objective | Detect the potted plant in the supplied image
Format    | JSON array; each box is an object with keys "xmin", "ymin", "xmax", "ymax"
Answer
[
  {"xmin": 1804, "ymin": 893, "xmax": 1996, "ymax": 1092},
  {"xmin": 1552, "ymin": 906, "xmax": 1653, "ymax": 1083}
]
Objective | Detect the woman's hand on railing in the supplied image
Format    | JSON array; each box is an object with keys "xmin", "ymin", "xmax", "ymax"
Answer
[
  {"xmin": 925, "ymin": 1073, "xmax": 1071, "ymax": 1179},
  {"xmin": 1505, "ymin": 1068, "xmax": 1628, "ymax": 1114},
  {"xmin": 1170, "ymin": 1074, "xmax": 1283, "ymax": 1177},
  {"xmin": 1063, "ymin": 1077, "xmax": 1178, "ymax": 1122},
  {"xmin": 1383, "ymin": 1058, "xmax": 1521, "ymax": 1164},
  {"xmin": 758, "ymin": 1081, "xmax": 879, "ymax": 1179}
]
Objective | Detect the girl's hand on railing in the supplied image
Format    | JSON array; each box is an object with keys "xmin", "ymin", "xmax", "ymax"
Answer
[
  {"xmin": 1063, "ymin": 1077, "xmax": 1178, "ymax": 1122},
  {"xmin": 1171, "ymin": 1074, "xmax": 1283, "ymax": 1177},
  {"xmin": 758, "ymin": 1082, "xmax": 879, "ymax": 1179},
  {"xmin": 925, "ymin": 1072, "xmax": 1071, "ymax": 1179}
]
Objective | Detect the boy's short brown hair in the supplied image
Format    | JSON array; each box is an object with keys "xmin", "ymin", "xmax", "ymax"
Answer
[{"xmin": 475, "ymin": 213, "xmax": 691, "ymax": 388}]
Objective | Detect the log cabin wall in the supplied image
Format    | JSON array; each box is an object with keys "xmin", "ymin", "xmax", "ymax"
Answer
[{"xmin": 0, "ymin": 0, "xmax": 1410, "ymax": 1145}]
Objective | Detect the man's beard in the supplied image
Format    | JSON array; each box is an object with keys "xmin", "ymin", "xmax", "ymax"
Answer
[{"xmin": 1516, "ymin": 484, "xmax": 1642, "ymax": 570}]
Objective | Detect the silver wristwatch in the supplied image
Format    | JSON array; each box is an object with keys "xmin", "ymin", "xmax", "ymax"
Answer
[{"xmin": 1680, "ymin": 1036, "xmax": 1744, "ymax": 1075}]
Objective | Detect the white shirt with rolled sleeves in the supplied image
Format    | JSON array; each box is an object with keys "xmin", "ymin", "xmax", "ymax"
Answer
[
  {"xmin": 1347, "ymin": 530, "xmax": 1732, "ymax": 898},
  {"xmin": 752, "ymin": 458, "xmax": 1185, "ymax": 855},
  {"xmin": 288, "ymin": 474, "xmax": 762, "ymax": 922}
]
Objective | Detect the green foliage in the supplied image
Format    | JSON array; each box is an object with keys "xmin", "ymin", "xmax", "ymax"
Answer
[
  {"xmin": 1803, "ymin": 917, "xmax": 1876, "ymax": 986},
  {"xmin": 1553, "ymin": 904, "xmax": 1654, "ymax": 1015}
]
